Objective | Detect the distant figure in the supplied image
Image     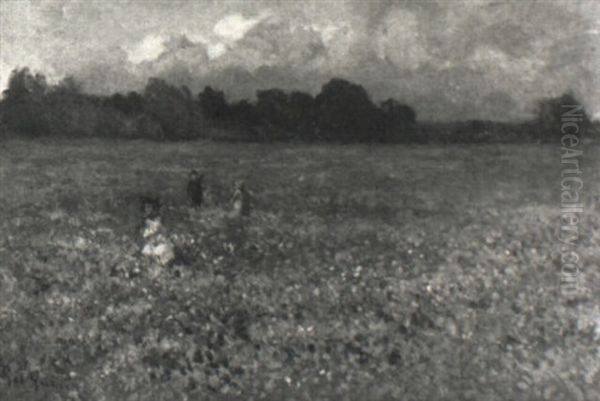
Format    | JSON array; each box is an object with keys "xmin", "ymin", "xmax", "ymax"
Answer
[
  {"xmin": 230, "ymin": 180, "xmax": 251, "ymax": 217},
  {"xmin": 140, "ymin": 195, "xmax": 161, "ymax": 220},
  {"xmin": 187, "ymin": 170, "xmax": 204, "ymax": 207}
]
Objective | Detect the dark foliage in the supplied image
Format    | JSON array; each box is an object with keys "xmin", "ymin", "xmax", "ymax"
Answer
[
  {"xmin": 535, "ymin": 92, "xmax": 592, "ymax": 141},
  {"xmin": 256, "ymin": 89, "xmax": 292, "ymax": 139},
  {"xmin": 0, "ymin": 68, "xmax": 207, "ymax": 141},
  {"xmin": 1, "ymin": 68, "xmax": 49, "ymax": 137},
  {"xmin": 1, "ymin": 67, "xmax": 595, "ymax": 143},
  {"xmin": 314, "ymin": 78, "xmax": 383, "ymax": 142},
  {"xmin": 229, "ymin": 99, "xmax": 260, "ymax": 126},
  {"xmin": 104, "ymin": 91, "xmax": 144, "ymax": 116},
  {"xmin": 380, "ymin": 98, "xmax": 419, "ymax": 142},
  {"xmin": 288, "ymin": 91, "xmax": 317, "ymax": 140},
  {"xmin": 143, "ymin": 78, "xmax": 205, "ymax": 140},
  {"xmin": 198, "ymin": 86, "xmax": 230, "ymax": 121}
]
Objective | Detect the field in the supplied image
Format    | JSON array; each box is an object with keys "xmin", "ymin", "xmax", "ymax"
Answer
[{"xmin": 1, "ymin": 139, "xmax": 599, "ymax": 401}]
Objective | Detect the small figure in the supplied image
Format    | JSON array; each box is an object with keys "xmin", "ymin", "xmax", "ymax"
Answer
[
  {"xmin": 230, "ymin": 180, "xmax": 251, "ymax": 217},
  {"xmin": 187, "ymin": 170, "xmax": 204, "ymax": 207},
  {"xmin": 141, "ymin": 216, "xmax": 175, "ymax": 266},
  {"xmin": 135, "ymin": 195, "xmax": 174, "ymax": 266},
  {"xmin": 140, "ymin": 195, "xmax": 161, "ymax": 220}
]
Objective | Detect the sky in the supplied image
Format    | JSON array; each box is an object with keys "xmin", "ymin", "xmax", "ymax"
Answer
[{"xmin": 0, "ymin": 0, "xmax": 598, "ymax": 121}]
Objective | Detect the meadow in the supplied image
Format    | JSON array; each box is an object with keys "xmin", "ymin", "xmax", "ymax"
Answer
[{"xmin": 0, "ymin": 138, "xmax": 599, "ymax": 401}]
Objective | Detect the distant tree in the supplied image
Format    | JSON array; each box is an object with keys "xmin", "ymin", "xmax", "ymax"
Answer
[
  {"xmin": 143, "ymin": 78, "xmax": 205, "ymax": 140},
  {"xmin": 54, "ymin": 76, "xmax": 82, "ymax": 95},
  {"xmin": 288, "ymin": 91, "xmax": 316, "ymax": 139},
  {"xmin": 381, "ymin": 99, "xmax": 416, "ymax": 125},
  {"xmin": 380, "ymin": 98, "xmax": 417, "ymax": 142},
  {"xmin": 591, "ymin": 120, "xmax": 600, "ymax": 140},
  {"xmin": 536, "ymin": 92, "xmax": 591, "ymax": 140},
  {"xmin": 1, "ymin": 68, "xmax": 49, "ymax": 136},
  {"xmin": 105, "ymin": 93, "xmax": 128, "ymax": 114},
  {"xmin": 1, "ymin": 66, "xmax": 431, "ymax": 143},
  {"xmin": 199, "ymin": 86, "xmax": 230, "ymax": 121},
  {"xmin": 229, "ymin": 99, "xmax": 259, "ymax": 126},
  {"xmin": 256, "ymin": 89, "xmax": 288, "ymax": 123},
  {"xmin": 105, "ymin": 91, "xmax": 144, "ymax": 116},
  {"xmin": 44, "ymin": 75, "xmax": 92, "ymax": 137},
  {"xmin": 2, "ymin": 67, "xmax": 48, "ymax": 102},
  {"xmin": 227, "ymin": 99, "xmax": 261, "ymax": 140},
  {"xmin": 467, "ymin": 119, "xmax": 487, "ymax": 133},
  {"xmin": 125, "ymin": 91, "xmax": 144, "ymax": 115},
  {"xmin": 315, "ymin": 78, "xmax": 382, "ymax": 142},
  {"xmin": 42, "ymin": 75, "xmax": 143, "ymax": 138}
]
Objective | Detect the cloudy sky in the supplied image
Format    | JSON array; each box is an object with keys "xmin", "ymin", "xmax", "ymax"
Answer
[{"xmin": 1, "ymin": 0, "xmax": 598, "ymax": 120}]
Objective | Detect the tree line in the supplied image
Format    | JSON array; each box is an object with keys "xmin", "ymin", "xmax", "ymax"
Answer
[{"xmin": 0, "ymin": 67, "xmax": 595, "ymax": 143}]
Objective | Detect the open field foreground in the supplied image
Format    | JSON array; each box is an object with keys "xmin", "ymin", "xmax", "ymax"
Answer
[{"xmin": 1, "ymin": 139, "xmax": 599, "ymax": 401}]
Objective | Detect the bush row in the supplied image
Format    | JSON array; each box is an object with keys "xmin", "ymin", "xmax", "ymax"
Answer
[{"xmin": 0, "ymin": 68, "xmax": 596, "ymax": 143}]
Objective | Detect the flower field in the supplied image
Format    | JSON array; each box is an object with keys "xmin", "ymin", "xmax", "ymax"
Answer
[{"xmin": 1, "ymin": 139, "xmax": 599, "ymax": 401}]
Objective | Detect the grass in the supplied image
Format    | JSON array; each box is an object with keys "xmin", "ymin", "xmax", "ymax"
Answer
[{"xmin": 1, "ymin": 138, "xmax": 599, "ymax": 401}]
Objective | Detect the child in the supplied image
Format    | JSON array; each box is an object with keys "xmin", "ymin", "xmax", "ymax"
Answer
[{"xmin": 230, "ymin": 180, "xmax": 251, "ymax": 218}]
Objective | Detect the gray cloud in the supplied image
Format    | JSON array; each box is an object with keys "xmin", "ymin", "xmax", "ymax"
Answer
[{"xmin": 1, "ymin": 0, "xmax": 598, "ymax": 120}]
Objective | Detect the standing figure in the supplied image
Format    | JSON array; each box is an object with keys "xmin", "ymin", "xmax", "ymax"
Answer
[
  {"xmin": 230, "ymin": 180, "xmax": 251, "ymax": 217},
  {"xmin": 140, "ymin": 195, "xmax": 161, "ymax": 220},
  {"xmin": 187, "ymin": 170, "xmax": 204, "ymax": 207}
]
